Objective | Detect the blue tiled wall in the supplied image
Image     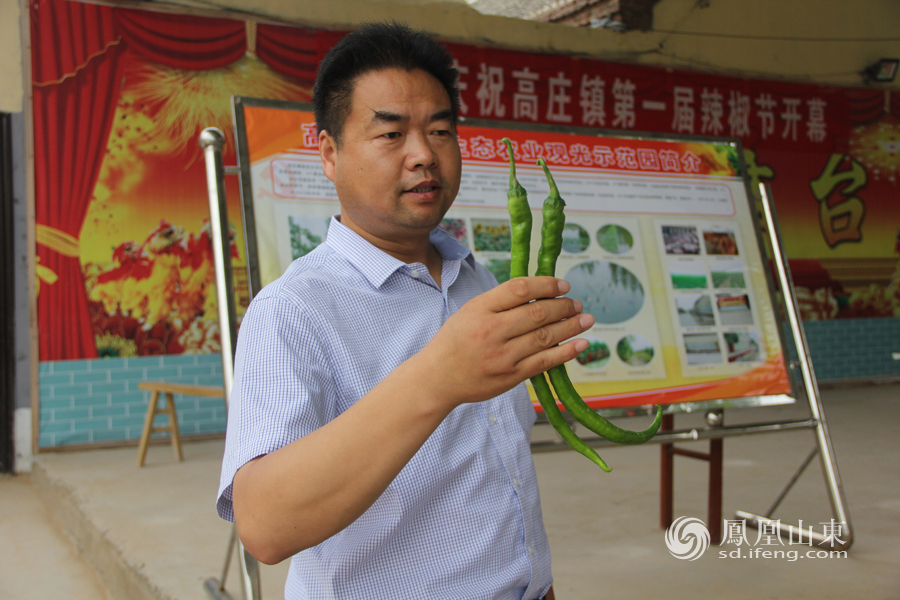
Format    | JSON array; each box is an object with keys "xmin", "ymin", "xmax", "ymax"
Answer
[
  {"xmin": 789, "ymin": 317, "xmax": 900, "ymax": 382},
  {"xmin": 39, "ymin": 354, "xmax": 226, "ymax": 448},
  {"xmin": 36, "ymin": 318, "xmax": 900, "ymax": 448}
]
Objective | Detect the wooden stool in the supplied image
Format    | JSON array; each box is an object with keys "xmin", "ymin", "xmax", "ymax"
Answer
[{"xmin": 136, "ymin": 382, "xmax": 224, "ymax": 467}]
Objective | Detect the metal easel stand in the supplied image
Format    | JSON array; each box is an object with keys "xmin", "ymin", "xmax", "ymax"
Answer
[
  {"xmin": 529, "ymin": 184, "xmax": 853, "ymax": 551},
  {"xmin": 199, "ymin": 127, "xmax": 263, "ymax": 600},
  {"xmin": 533, "ymin": 410, "xmax": 820, "ymax": 538},
  {"xmin": 733, "ymin": 183, "xmax": 853, "ymax": 550}
]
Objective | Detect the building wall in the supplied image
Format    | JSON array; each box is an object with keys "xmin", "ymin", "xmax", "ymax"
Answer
[{"xmin": 3, "ymin": 0, "xmax": 31, "ymax": 467}]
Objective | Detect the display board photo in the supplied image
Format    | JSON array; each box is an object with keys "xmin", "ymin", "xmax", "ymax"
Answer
[{"xmin": 233, "ymin": 97, "xmax": 794, "ymax": 413}]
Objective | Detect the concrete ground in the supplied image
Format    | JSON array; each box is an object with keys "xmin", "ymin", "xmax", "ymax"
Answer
[
  {"xmin": 0, "ymin": 473, "xmax": 111, "ymax": 600},
  {"xmin": 1, "ymin": 382, "xmax": 898, "ymax": 600}
]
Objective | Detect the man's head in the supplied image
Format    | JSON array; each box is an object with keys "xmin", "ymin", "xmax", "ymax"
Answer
[
  {"xmin": 315, "ymin": 22, "xmax": 463, "ymax": 252},
  {"xmin": 313, "ymin": 21, "xmax": 460, "ymax": 148}
]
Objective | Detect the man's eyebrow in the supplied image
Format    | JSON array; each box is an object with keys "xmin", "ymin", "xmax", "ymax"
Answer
[
  {"xmin": 371, "ymin": 110, "xmax": 406, "ymax": 124},
  {"xmin": 368, "ymin": 108, "xmax": 454, "ymax": 125},
  {"xmin": 430, "ymin": 109, "xmax": 454, "ymax": 123}
]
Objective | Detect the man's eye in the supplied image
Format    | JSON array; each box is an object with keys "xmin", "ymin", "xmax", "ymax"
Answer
[
  {"xmin": 382, "ymin": 132, "xmax": 401, "ymax": 139},
  {"xmin": 433, "ymin": 129, "xmax": 452, "ymax": 137}
]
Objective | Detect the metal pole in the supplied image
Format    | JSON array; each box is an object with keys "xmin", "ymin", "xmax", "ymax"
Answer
[
  {"xmin": 739, "ymin": 183, "xmax": 853, "ymax": 551},
  {"xmin": 764, "ymin": 446, "xmax": 819, "ymax": 519},
  {"xmin": 530, "ymin": 418, "xmax": 818, "ymax": 453},
  {"xmin": 707, "ymin": 411, "xmax": 723, "ymax": 546},
  {"xmin": 659, "ymin": 413, "xmax": 674, "ymax": 531},
  {"xmin": 199, "ymin": 128, "xmax": 263, "ymax": 600},
  {"xmin": 199, "ymin": 128, "xmax": 238, "ymax": 403}
]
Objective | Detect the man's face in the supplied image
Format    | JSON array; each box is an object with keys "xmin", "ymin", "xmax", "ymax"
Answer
[{"xmin": 319, "ymin": 68, "xmax": 462, "ymax": 246}]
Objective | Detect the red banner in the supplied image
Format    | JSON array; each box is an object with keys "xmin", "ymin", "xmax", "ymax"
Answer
[{"xmin": 447, "ymin": 42, "xmax": 854, "ymax": 154}]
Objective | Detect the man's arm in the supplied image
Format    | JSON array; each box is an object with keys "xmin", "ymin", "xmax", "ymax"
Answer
[{"xmin": 232, "ymin": 276, "xmax": 593, "ymax": 564}]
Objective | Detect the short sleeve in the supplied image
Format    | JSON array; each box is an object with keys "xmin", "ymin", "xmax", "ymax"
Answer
[{"xmin": 217, "ymin": 295, "xmax": 338, "ymax": 521}]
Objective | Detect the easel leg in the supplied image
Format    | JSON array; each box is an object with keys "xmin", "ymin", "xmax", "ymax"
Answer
[
  {"xmin": 239, "ymin": 542, "xmax": 262, "ymax": 600},
  {"xmin": 221, "ymin": 525, "xmax": 237, "ymax": 589},
  {"xmin": 740, "ymin": 184, "xmax": 854, "ymax": 550},
  {"xmin": 764, "ymin": 446, "xmax": 818, "ymax": 519},
  {"xmin": 660, "ymin": 411, "xmax": 724, "ymax": 541},
  {"xmin": 708, "ymin": 437, "xmax": 723, "ymax": 545},
  {"xmin": 659, "ymin": 413, "xmax": 674, "ymax": 530}
]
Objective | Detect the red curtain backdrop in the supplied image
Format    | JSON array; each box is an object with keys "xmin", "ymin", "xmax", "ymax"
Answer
[
  {"xmin": 256, "ymin": 24, "xmax": 319, "ymax": 87},
  {"xmin": 31, "ymin": 0, "xmax": 321, "ymax": 360},
  {"xmin": 113, "ymin": 9, "xmax": 247, "ymax": 70},
  {"xmin": 847, "ymin": 89, "xmax": 900, "ymax": 126},
  {"xmin": 32, "ymin": 0, "xmax": 124, "ymax": 361}
]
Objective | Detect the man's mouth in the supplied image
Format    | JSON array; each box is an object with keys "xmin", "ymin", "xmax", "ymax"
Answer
[{"xmin": 405, "ymin": 181, "xmax": 441, "ymax": 194}]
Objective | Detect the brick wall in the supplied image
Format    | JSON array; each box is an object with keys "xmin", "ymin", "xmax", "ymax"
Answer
[
  {"xmin": 36, "ymin": 317, "xmax": 900, "ymax": 448},
  {"xmin": 797, "ymin": 318, "xmax": 900, "ymax": 382},
  {"xmin": 38, "ymin": 354, "xmax": 226, "ymax": 448}
]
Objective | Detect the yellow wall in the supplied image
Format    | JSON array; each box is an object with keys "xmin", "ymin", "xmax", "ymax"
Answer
[
  {"xmin": 201, "ymin": 0, "xmax": 899, "ymax": 88},
  {"xmin": 0, "ymin": 0, "xmax": 23, "ymax": 113}
]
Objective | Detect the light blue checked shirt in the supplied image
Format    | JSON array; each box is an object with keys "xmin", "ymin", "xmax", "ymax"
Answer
[{"xmin": 218, "ymin": 217, "xmax": 553, "ymax": 600}]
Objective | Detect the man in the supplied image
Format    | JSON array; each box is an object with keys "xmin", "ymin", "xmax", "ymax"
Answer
[{"xmin": 217, "ymin": 22, "xmax": 592, "ymax": 600}]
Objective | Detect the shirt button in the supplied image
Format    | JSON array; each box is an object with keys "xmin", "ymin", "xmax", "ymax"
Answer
[
  {"xmin": 527, "ymin": 545, "xmax": 535, "ymax": 556},
  {"xmin": 512, "ymin": 477, "xmax": 520, "ymax": 488},
  {"xmin": 410, "ymin": 269, "xmax": 420, "ymax": 278},
  {"xmin": 488, "ymin": 414, "xmax": 497, "ymax": 424}
]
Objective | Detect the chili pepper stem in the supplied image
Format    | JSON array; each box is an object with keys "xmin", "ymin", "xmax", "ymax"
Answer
[
  {"xmin": 502, "ymin": 138, "xmax": 517, "ymax": 188},
  {"xmin": 537, "ymin": 158, "xmax": 560, "ymax": 199}
]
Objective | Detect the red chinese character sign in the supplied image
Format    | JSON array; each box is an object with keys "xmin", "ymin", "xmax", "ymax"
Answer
[
  {"xmin": 445, "ymin": 42, "xmax": 900, "ymax": 322},
  {"xmin": 236, "ymin": 98, "xmax": 792, "ymax": 409}
]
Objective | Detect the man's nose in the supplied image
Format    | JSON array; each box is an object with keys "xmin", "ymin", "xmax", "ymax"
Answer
[{"xmin": 405, "ymin": 133, "xmax": 438, "ymax": 169}]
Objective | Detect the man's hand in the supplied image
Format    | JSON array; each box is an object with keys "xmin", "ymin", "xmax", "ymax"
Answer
[{"xmin": 415, "ymin": 276, "xmax": 593, "ymax": 408}]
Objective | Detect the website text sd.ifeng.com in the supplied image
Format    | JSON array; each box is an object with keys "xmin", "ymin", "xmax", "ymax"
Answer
[{"xmin": 719, "ymin": 547, "xmax": 848, "ymax": 560}]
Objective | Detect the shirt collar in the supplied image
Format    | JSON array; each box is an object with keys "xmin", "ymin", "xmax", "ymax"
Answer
[{"xmin": 324, "ymin": 216, "xmax": 475, "ymax": 289}]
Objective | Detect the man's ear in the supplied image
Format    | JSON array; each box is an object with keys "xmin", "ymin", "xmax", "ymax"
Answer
[{"xmin": 319, "ymin": 130, "xmax": 337, "ymax": 183}]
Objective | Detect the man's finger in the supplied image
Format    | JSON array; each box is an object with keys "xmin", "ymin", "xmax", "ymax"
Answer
[
  {"xmin": 480, "ymin": 277, "xmax": 570, "ymax": 313},
  {"xmin": 508, "ymin": 312, "xmax": 594, "ymax": 360},
  {"xmin": 499, "ymin": 297, "xmax": 584, "ymax": 340},
  {"xmin": 516, "ymin": 338, "xmax": 590, "ymax": 380}
]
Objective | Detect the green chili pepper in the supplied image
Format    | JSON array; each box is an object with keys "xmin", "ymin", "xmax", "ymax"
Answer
[
  {"xmin": 503, "ymin": 142, "xmax": 611, "ymax": 469},
  {"xmin": 547, "ymin": 364, "xmax": 662, "ymax": 444},
  {"xmin": 535, "ymin": 158, "xmax": 566, "ymax": 278},
  {"xmin": 531, "ymin": 373, "xmax": 612, "ymax": 472},
  {"xmin": 502, "ymin": 138, "xmax": 532, "ymax": 279},
  {"xmin": 534, "ymin": 158, "xmax": 663, "ymax": 448}
]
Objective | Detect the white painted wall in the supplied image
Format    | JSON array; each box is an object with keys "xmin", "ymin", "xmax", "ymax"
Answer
[{"xmin": 14, "ymin": 407, "xmax": 31, "ymax": 472}]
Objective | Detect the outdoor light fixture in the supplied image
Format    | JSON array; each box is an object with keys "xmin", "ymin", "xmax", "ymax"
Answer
[{"xmin": 864, "ymin": 58, "xmax": 899, "ymax": 83}]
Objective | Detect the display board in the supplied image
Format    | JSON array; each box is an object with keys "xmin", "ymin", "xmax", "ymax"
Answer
[{"xmin": 233, "ymin": 96, "xmax": 794, "ymax": 412}]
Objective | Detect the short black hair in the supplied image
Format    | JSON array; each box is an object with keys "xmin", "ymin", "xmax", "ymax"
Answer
[{"xmin": 312, "ymin": 21, "xmax": 460, "ymax": 147}]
